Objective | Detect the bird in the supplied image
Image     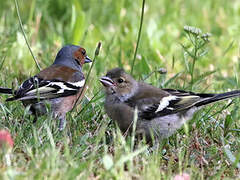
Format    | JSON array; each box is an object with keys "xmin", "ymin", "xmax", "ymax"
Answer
[
  {"xmin": 100, "ymin": 68, "xmax": 240, "ymax": 143},
  {"xmin": 0, "ymin": 45, "xmax": 92, "ymax": 130}
]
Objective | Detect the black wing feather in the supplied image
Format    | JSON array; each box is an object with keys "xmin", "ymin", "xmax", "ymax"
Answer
[
  {"xmin": 6, "ymin": 76, "xmax": 83, "ymax": 101},
  {"xmin": 126, "ymin": 89, "xmax": 215, "ymax": 120}
]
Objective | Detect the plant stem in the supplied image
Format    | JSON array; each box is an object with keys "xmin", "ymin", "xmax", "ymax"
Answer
[
  {"xmin": 131, "ymin": 0, "xmax": 145, "ymax": 75},
  {"xmin": 71, "ymin": 42, "xmax": 101, "ymax": 111},
  {"xmin": 190, "ymin": 38, "xmax": 198, "ymax": 87},
  {"xmin": 14, "ymin": 0, "xmax": 41, "ymax": 71}
]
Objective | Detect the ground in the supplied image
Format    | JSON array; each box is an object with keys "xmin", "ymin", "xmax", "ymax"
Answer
[{"xmin": 0, "ymin": 0, "xmax": 240, "ymax": 179}]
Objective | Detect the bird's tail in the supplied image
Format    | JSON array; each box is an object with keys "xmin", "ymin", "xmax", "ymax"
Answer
[
  {"xmin": 195, "ymin": 90, "xmax": 240, "ymax": 107},
  {"xmin": 0, "ymin": 87, "xmax": 14, "ymax": 95}
]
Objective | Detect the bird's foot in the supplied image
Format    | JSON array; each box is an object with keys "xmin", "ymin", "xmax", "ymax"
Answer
[{"xmin": 58, "ymin": 116, "xmax": 66, "ymax": 131}]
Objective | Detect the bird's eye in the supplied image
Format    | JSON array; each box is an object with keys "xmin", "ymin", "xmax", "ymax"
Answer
[
  {"xmin": 82, "ymin": 49, "xmax": 86, "ymax": 55},
  {"xmin": 117, "ymin": 78, "xmax": 124, "ymax": 83}
]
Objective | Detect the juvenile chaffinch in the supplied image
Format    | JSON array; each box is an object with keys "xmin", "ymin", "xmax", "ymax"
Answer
[
  {"xmin": 100, "ymin": 68, "xmax": 240, "ymax": 142},
  {"xmin": 0, "ymin": 45, "xmax": 91, "ymax": 130}
]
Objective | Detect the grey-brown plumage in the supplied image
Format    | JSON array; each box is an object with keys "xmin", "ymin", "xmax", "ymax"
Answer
[{"xmin": 100, "ymin": 68, "xmax": 240, "ymax": 142}]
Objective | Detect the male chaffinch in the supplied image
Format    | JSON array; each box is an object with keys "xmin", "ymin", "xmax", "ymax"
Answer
[
  {"xmin": 100, "ymin": 68, "xmax": 240, "ymax": 142},
  {"xmin": 0, "ymin": 45, "xmax": 91, "ymax": 130}
]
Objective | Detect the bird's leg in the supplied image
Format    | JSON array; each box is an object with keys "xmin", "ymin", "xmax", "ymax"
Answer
[
  {"xmin": 29, "ymin": 106, "xmax": 38, "ymax": 123},
  {"xmin": 58, "ymin": 114, "xmax": 66, "ymax": 131},
  {"xmin": 33, "ymin": 115, "xmax": 38, "ymax": 123}
]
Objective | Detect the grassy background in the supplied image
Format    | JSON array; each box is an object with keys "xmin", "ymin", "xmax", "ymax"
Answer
[{"xmin": 0, "ymin": 0, "xmax": 240, "ymax": 179}]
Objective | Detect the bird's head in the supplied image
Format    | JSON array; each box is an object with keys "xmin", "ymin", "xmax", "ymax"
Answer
[
  {"xmin": 54, "ymin": 45, "xmax": 92, "ymax": 70},
  {"xmin": 100, "ymin": 68, "xmax": 138, "ymax": 102}
]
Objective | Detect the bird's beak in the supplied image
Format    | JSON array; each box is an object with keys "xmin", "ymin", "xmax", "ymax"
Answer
[
  {"xmin": 84, "ymin": 56, "xmax": 92, "ymax": 63},
  {"xmin": 99, "ymin": 76, "xmax": 115, "ymax": 87}
]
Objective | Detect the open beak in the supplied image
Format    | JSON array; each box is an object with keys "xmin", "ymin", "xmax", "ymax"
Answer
[
  {"xmin": 84, "ymin": 56, "xmax": 92, "ymax": 63},
  {"xmin": 99, "ymin": 76, "xmax": 115, "ymax": 87}
]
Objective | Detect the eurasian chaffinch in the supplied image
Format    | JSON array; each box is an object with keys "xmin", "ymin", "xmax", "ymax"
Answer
[
  {"xmin": 0, "ymin": 45, "xmax": 91, "ymax": 130},
  {"xmin": 100, "ymin": 68, "xmax": 240, "ymax": 142}
]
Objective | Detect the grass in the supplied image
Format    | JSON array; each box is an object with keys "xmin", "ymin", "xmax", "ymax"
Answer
[{"xmin": 0, "ymin": 0, "xmax": 240, "ymax": 179}]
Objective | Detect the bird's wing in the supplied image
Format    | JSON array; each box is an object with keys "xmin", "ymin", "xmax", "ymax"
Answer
[
  {"xmin": 127, "ymin": 88, "xmax": 215, "ymax": 120},
  {"xmin": 6, "ymin": 66, "xmax": 85, "ymax": 101},
  {"xmin": 0, "ymin": 87, "xmax": 14, "ymax": 94}
]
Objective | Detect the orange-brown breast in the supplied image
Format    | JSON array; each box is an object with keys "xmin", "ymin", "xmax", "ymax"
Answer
[{"xmin": 55, "ymin": 86, "xmax": 87, "ymax": 114}]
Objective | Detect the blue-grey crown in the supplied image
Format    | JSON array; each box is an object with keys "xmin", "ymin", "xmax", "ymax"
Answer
[
  {"xmin": 53, "ymin": 45, "xmax": 82, "ymax": 70},
  {"xmin": 55, "ymin": 45, "xmax": 81, "ymax": 60}
]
